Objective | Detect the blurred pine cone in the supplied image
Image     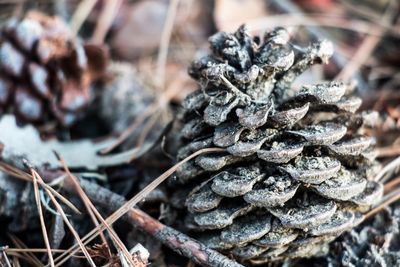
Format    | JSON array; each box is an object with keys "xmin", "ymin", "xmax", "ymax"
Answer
[
  {"xmin": 174, "ymin": 26, "xmax": 384, "ymax": 264},
  {"xmin": 0, "ymin": 11, "xmax": 108, "ymax": 128}
]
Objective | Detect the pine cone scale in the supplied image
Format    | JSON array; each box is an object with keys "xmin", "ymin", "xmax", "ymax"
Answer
[{"xmin": 174, "ymin": 26, "xmax": 383, "ymax": 264}]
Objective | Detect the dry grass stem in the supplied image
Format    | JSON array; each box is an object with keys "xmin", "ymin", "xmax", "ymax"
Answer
[
  {"xmin": 135, "ymin": 111, "xmax": 162, "ymax": 148},
  {"xmin": 0, "ymin": 249, "xmax": 12, "ymax": 267},
  {"xmin": 335, "ymin": 31, "xmax": 382, "ymax": 80}
]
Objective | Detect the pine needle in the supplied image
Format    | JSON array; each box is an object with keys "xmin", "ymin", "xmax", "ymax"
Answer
[
  {"xmin": 56, "ymin": 153, "xmax": 136, "ymax": 267},
  {"xmin": 30, "ymin": 169, "xmax": 97, "ymax": 267},
  {"xmin": 8, "ymin": 235, "xmax": 42, "ymax": 267},
  {"xmin": 69, "ymin": 0, "xmax": 97, "ymax": 35},
  {"xmin": 155, "ymin": 0, "xmax": 180, "ymax": 89},
  {"xmin": 99, "ymin": 105, "xmax": 158, "ymax": 154},
  {"xmin": 100, "ymin": 84, "xmax": 180, "ymax": 155},
  {"xmin": 50, "ymin": 147, "xmax": 225, "ymax": 266},
  {"xmin": 245, "ymin": 14, "xmax": 399, "ymax": 36},
  {"xmin": 384, "ymin": 175, "xmax": 400, "ymax": 193},
  {"xmin": 364, "ymin": 187, "xmax": 400, "ymax": 219},
  {"xmin": 30, "ymin": 168, "xmax": 55, "ymax": 267},
  {"xmin": 135, "ymin": 111, "xmax": 162, "ymax": 149},
  {"xmin": 5, "ymin": 249, "xmax": 66, "ymax": 253},
  {"xmin": 91, "ymin": 0, "xmax": 122, "ymax": 44},
  {"xmin": 0, "ymin": 248, "xmax": 11, "ymax": 267},
  {"xmin": 374, "ymin": 156, "xmax": 400, "ymax": 182},
  {"xmin": 0, "ymin": 162, "xmax": 81, "ymax": 214}
]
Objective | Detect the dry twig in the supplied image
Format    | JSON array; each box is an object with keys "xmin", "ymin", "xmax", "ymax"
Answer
[{"xmin": 78, "ymin": 180, "xmax": 244, "ymax": 267}]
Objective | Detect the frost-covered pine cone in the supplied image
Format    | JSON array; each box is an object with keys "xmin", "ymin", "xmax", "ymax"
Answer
[
  {"xmin": 173, "ymin": 26, "xmax": 384, "ymax": 264},
  {"xmin": 0, "ymin": 11, "xmax": 107, "ymax": 128}
]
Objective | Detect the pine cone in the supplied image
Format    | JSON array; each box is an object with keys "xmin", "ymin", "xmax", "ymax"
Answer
[
  {"xmin": 0, "ymin": 11, "xmax": 107, "ymax": 128},
  {"xmin": 174, "ymin": 26, "xmax": 384, "ymax": 264}
]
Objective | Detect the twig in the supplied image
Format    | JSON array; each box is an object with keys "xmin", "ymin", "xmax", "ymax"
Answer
[
  {"xmin": 155, "ymin": 0, "xmax": 180, "ymax": 89},
  {"xmin": 78, "ymin": 180, "xmax": 244, "ymax": 267}
]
